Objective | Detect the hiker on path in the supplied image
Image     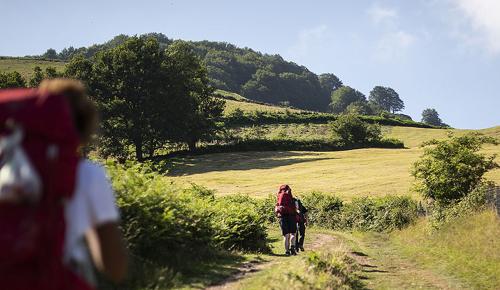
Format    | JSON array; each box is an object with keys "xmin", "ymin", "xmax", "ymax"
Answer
[
  {"xmin": 293, "ymin": 197, "xmax": 308, "ymax": 252},
  {"xmin": 275, "ymin": 184, "xmax": 297, "ymax": 256}
]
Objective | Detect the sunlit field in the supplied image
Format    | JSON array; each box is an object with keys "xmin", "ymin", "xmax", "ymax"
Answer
[
  {"xmin": 167, "ymin": 126, "xmax": 500, "ymax": 199},
  {"xmin": 0, "ymin": 58, "xmax": 66, "ymax": 80}
]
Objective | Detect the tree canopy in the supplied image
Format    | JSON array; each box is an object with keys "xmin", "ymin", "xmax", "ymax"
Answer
[
  {"xmin": 421, "ymin": 108, "xmax": 446, "ymax": 126},
  {"xmin": 330, "ymin": 86, "xmax": 367, "ymax": 114},
  {"xmin": 65, "ymin": 37, "xmax": 224, "ymax": 160},
  {"xmin": 368, "ymin": 86, "xmax": 404, "ymax": 113},
  {"xmin": 38, "ymin": 33, "xmax": 342, "ymax": 112}
]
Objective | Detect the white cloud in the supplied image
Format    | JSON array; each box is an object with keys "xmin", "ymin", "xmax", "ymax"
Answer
[
  {"xmin": 453, "ymin": 0, "xmax": 500, "ymax": 54},
  {"xmin": 367, "ymin": 4, "xmax": 398, "ymax": 25},
  {"xmin": 287, "ymin": 25, "xmax": 329, "ymax": 60},
  {"xmin": 374, "ymin": 30, "xmax": 416, "ymax": 61}
]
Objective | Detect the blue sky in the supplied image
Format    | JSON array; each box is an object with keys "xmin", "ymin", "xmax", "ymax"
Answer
[{"xmin": 2, "ymin": 0, "xmax": 499, "ymax": 129}]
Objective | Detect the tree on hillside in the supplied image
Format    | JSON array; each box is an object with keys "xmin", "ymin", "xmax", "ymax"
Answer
[
  {"xmin": 65, "ymin": 37, "xmax": 224, "ymax": 160},
  {"xmin": 421, "ymin": 108, "xmax": 445, "ymax": 126},
  {"xmin": 41, "ymin": 33, "xmax": 343, "ymax": 112},
  {"xmin": 0, "ymin": 71, "xmax": 26, "ymax": 88},
  {"xmin": 319, "ymin": 73, "xmax": 343, "ymax": 94},
  {"xmin": 346, "ymin": 101, "xmax": 373, "ymax": 115},
  {"xmin": 368, "ymin": 86, "xmax": 404, "ymax": 113},
  {"xmin": 412, "ymin": 133, "xmax": 498, "ymax": 205},
  {"xmin": 330, "ymin": 86, "xmax": 367, "ymax": 114},
  {"xmin": 330, "ymin": 113, "xmax": 382, "ymax": 145},
  {"xmin": 163, "ymin": 41, "xmax": 225, "ymax": 151},
  {"xmin": 43, "ymin": 48, "xmax": 58, "ymax": 59}
]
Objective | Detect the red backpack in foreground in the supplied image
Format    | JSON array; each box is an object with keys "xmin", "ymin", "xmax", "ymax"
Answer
[
  {"xmin": 275, "ymin": 184, "xmax": 296, "ymax": 215},
  {"xmin": 0, "ymin": 88, "xmax": 89, "ymax": 290}
]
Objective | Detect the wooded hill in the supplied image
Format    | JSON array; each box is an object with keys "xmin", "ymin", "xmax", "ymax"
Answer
[{"xmin": 34, "ymin": 33, "xmax": 341, "ymax": 112}]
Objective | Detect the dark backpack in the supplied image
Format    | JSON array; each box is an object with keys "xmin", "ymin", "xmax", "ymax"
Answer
[{"xmin": 0, "ymin": 88, "xmax": 90, "ymax": 290}]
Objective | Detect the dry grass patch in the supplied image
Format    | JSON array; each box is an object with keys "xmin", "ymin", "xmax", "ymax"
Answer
[{"xmin": 0, "ymin": 58, "xmax": 66, "ymax": 79}]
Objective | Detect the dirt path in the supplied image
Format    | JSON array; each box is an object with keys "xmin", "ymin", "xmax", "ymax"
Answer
[
  {"xmin": 341, "ymin": 233, "xmax": 465, "ymax": 289},
  {"xmin": 205, "ymin": 258, "xmax": 272, "ymax": 290},
  {"xmin": 204, "ymin": 230, "xmax": 463, "ymax": 290},
  {"xmin": 205, "ymin": 231, "xmax": 342, "ymax": 290}
]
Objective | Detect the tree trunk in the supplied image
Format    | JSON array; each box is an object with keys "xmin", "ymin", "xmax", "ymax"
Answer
[
  {"xmin": 188, "ymin": 139, "xmax": 197, "ymax": 152},
  {"xmin": 135, "ymin": 140, "xmax": 143, "ymax": 161}
]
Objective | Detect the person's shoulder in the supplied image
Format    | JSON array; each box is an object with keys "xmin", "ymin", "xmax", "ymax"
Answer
[{"xmin": 78, "ymin": 159, "xmax": 108, "ymax": 179}]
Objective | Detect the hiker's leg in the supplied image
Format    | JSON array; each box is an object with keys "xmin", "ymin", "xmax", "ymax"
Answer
[
  {"xmin": 280, "ymin": 217, "xmax": 288, "ymax": 248},
  {"xmin": 289, "ymin": 217, "xmax": 297, "ymax": 254},
  {"xmin": 298, "ymin": 222, "xmax": 305, "ymax": 248},
  {"xmin": 284, "ymin": 233, "xmax": 290, "ymax": 251},
  {"xmin": 295, "ymin": 224, "xmax": 299, "ymax": 248}
]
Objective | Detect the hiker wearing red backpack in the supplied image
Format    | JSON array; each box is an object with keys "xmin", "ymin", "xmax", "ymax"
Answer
[
  {"xmin": 0, "ymin": 79, "xmax": 127, "ymax": 290},
  {"xmin": 275, "ymin": 184, "xmax": 298, "ymax": 256}
]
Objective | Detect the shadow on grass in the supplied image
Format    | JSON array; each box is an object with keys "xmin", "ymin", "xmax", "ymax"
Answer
[
  {"xmin": 177, "ymin": 251, "xmax": 249, "ymax": 289},
  {"xmin": 162, "ymin": 151, "xmax": 333, "ymax": 176}
]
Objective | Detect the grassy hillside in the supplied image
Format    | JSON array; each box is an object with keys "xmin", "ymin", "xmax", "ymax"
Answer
[
  {"xmin": 167, "ymin": 126, "xmax": 500, "ymax": 199},
  {"xmin": 391, "ymin": 209, "xmax": 500, "ymax": 289},
  {"xmin": 0, "ymin": 57, "xmax": 66, "ymax": 79},
  {"xmin": 216, "ymin": 89, "xmax": 306, "ymax": 116}
]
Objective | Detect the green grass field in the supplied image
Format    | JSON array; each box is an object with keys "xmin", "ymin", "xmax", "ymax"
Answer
[
  {"xmin": 0, "ymin": 58, "xmax": 66, "ymax": 80},
  {"xmin": 167, "ymin": 126, "xmax": 500, "ymax": 199},
  {"xmin": 391, "ymin": 209, "xmax": 500, "ymax": 289}
]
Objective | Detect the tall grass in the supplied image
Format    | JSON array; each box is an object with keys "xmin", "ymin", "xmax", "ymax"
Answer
[{"xmin": 392, "ymin": 210, "xmax": 500, "ymax": 289}]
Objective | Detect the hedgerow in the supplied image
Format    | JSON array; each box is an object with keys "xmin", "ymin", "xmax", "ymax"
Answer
[
  {"xmin": 224, "ymin": 110, "xmax": 438, "ymax": 129},
  {"xmin": 297, "ymin": 192, "xmax": 420, "ymax": 231},
  {"xmin": 166, "ymin": 137, "xmax": 404, "ymax": 158},
  {"xmin": 105, "ymin": 161, "xmax": 269, "ymax": 274}
]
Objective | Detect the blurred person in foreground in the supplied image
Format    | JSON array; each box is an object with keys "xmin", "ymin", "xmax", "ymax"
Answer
[
  {"xmin": 41, "ymin": 79, "xmax": 129, "ymax": 287},
  {"xmin": 0, "ymin": 78, "xmax": 127, "ymax": 290}
]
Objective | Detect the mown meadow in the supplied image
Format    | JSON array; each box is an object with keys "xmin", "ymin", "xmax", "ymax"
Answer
[{"xmin": 2, "ymin": 50, "xmax": 499, "ymax": 290}]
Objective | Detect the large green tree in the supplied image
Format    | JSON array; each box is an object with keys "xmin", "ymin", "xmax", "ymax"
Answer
[
  {"xmin": 65, "ymin": 37, "xmax": 224, "ymax": 160},
  {"xmin": 330, "ymin": 86, "xmax": 367, "ymax": 114},
  {"xmin": 163, "ymin": 41, "xmax": 225, "ymax": 151},
  {"xmin": 319, "ymin": 73, "xmax": 342, "ymax": 94},
  {"xmin": 421, "ymin": 108, "xmax": 444, "ymax": 126},
  {"xmin": 368, "ymin": 86, "xmax": 404, "ymax": 113}
]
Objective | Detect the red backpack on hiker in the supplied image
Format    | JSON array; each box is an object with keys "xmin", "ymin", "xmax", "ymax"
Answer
[
  {"xmin": 275, "ymin": 184, "xmax": 296, "ymax": 215},
  {"xmin": 0, "ymin": 88, "xmax": 90, "ymax": 290}
]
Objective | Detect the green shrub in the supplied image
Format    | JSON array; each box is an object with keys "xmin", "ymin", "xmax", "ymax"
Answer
[
  {"xmin": 330, "ymin": 114, "xmax": 382, "ymax": 146},
  {"xmin": 301, "ymin": 192, "xmax": 343, "ymax": 228},
  {"xmin": 429, "ymin": 182, "xmax": 493, "ymax": 229},
  {"xmin": 341, "ymin": 196, "xmax": 419, "ymax": 231},
  {"xmin": 105, "ymin": 161, "xmax": 271, "ymax": 272},
  {"xmin": 298, "ymin": 192, "xmax": 418, "ymax": 231},
  {"xmin": 254, "ymin": 193, "xmax": 278, "ymax": 224},
  {"xmin": 211, "ymin": 195, "xmax": 269, "ymax": 251},
  {"xmin": 412, "ymin": 132, "xmax": 498, "ymax": 205},
  {"xmin": 107, "ymin": 161, "xmax": 214, "ymax": 268}
]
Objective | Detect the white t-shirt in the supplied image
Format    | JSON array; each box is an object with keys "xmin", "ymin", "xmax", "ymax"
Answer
[{"xmin": 64, "ymin": 159, "xmax": 119, "ymax": 274}]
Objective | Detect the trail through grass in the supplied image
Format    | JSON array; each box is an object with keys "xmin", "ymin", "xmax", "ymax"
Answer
[{"xmin": 197, "ymin": 226, "xmax": 469, "ymax": 290}]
